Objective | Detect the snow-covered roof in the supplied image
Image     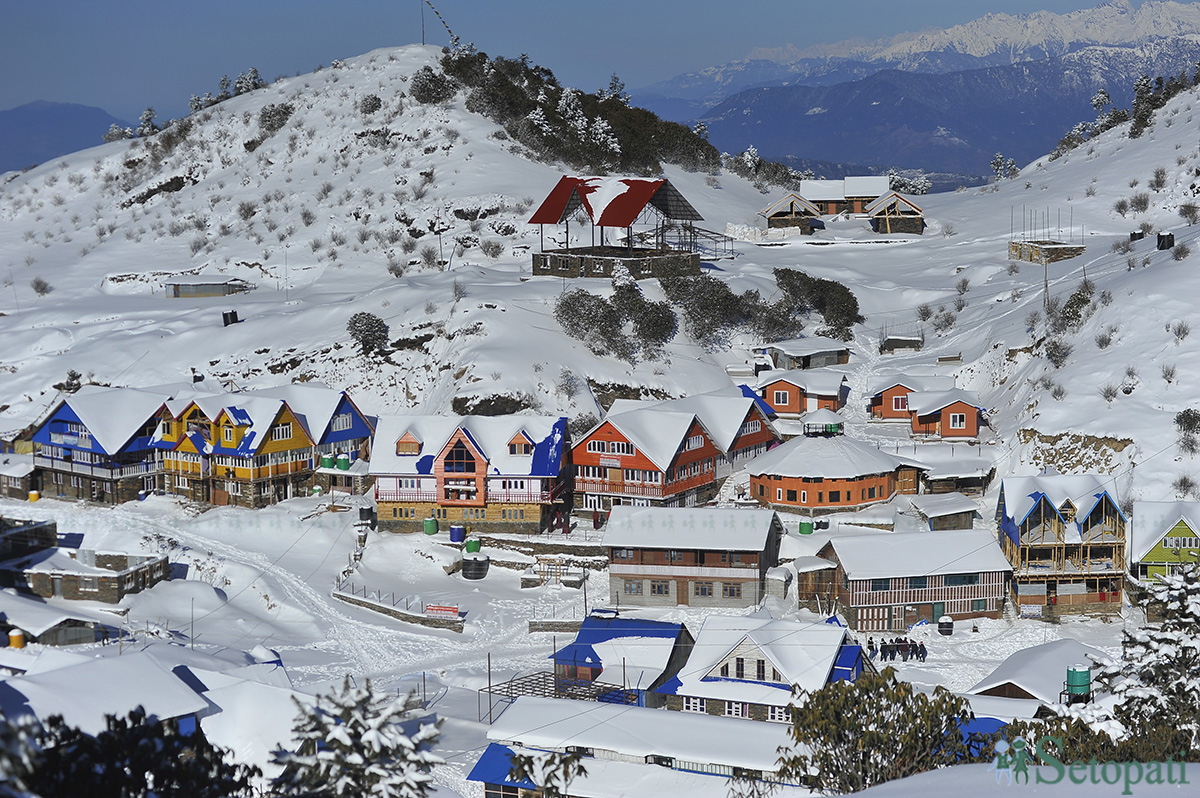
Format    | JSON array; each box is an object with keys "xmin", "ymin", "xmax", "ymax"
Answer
[
  {"xmin": 162, "ymin": 274, "xmax": 250, "ymax": 286},
  {"xmin": 759, "ymin": 192, "xmax": 822, "ymax": 218},
  {"xmin": 747, "ymin": 435, "xmax": 924, "ymax": 479},
  {"xmin": 999, "ymin": 471, "xmax": 1121, "ymax": 531},
  {"xmin": 1129, "ymin": 500, "xmax": 1200, "ymax": 563},
  {"xmin": 797, "ymin": 179, "xmax": 844, "ymax": 202},
  {"xmin": 843, "ymin": 175, "xmax": 891, "ymax": 197},
  {"xmin": 1, "ymin": 651, "xmax": 208, "ymax": 735},
  {"xmin": 200, "ymin": 679, "xmax": 317, "ymax": 779},
  {"xmin": 607, "ymin": 389, "xmax": 769, "ymax": 455},
  {"xmin": 250, "ymin": 383, "xmax": 364, "ymax": 442},
  {"xmin": 827, "ymin": 529, "xmax": 1011, "ymax": 580},
  {"xmin": 528, "ymin": 175, "xmax": 702, "ymax": 227},
  {"xmin": 663, "ymin": 615, "xmax": 847, "ymax": 704},
  {"xmin": 52, "ymin": 385, "xmax": 172, "ymax": 455},
  {"xmin": 967, "ymin": 639, "xmax": 1107, "ymax": 704},
  {"xmin": 487, "ymin": 696, "xmax": 790, "ymax": 773},
  {"xmin": 801, "ymin": 408, "xmax": 845, "ymax": 426},
  {"xmin": 368, "ymin": 414, "xmax": 566, "ymax": 477},
  {"xmin": 0, "ymin": 548, "xmax": 113, "ymax": 576},
  {"xmin": 756, "ymin": 367, "xmax": 847, "ymax": 395},
  {"xmin": 597, "ymin": 408, "xmax": 702, "ymax": 471},
  {"xmin": 864, "ymin": 191, "xmax": 923, "ymax": 215},
  {"xmin": 913, "ymin": 444, "xmax": 995, "ymax": 480},
  {"xmin": 0, "ymin": 590, "xmax": 97, "ymax": 637},
  {"xmin": 0, "ymin": 454, "xmax": 34, "ymax": 479},
  {"xmin": 552, "ymin": 615, "xmax": 683, "ymax": 690},
  {"xmin": 906, "ymin": 388, "xmax": 982, "ymax": 415},
  {"xmin": 908, "ymin": 492, "xmax": 979, "ymax": 519},
  {"xmin": 602, "ymin": 506, "xmax": 779, "ymax": 551},
  {"xmin": 761, "ymin": 336, "xmax": 849, "ymax": 358},
  {"xmin": 869, "ymin": 373, "xmax": 955, "ymax": 396}
]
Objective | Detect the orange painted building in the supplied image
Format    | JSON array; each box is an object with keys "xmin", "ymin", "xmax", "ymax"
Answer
[
  {"xmin": 758, "ymin": 369, "xmax": 847, "ymax": 416},
  {"xmin": 746, "ymin": 434, "xmax": 923, "ymax": 514},
  {"xmin": 907, "ymin": 391, "xmax": 982, "ymax": 439},
  {"xmin": 573, "ymin": 409, "xmax": 722, "ymax": 511},
  {"xmin": 868, "ymin": 375, "xmax": 955, "ymax": 420}
]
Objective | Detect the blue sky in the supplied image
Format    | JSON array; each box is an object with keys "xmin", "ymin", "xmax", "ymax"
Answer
[{"xmin": 2, "ymin": 0, "xmax": 1123, "ymax": 122}]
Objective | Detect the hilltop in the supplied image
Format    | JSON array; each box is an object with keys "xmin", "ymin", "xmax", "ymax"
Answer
[{"xmin": 0, "ymin": 43, "xmax": 1199, "ymax": 504}]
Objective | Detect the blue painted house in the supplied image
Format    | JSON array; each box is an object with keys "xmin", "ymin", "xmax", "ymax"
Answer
[
  {"xmin": 31, "ymin": 386, "xmax": 172, "ymax": 503},
  {"xmin": 551, "ymin": 614, "xmax": 694, "ymax": 707}
]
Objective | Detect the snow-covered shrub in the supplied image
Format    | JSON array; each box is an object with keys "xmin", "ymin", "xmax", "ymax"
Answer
[
  {"xmin": 419, "ymin": 245, "xmax": 438, "ymax": 267},
  {"xmin": 29, "ymin": 277, "xmax": 51, "ymax": 296},
  {"xmin": 410, "ymin": 66, "xmax": 458, "ymax": 104},
  {"xmin": 1101, "ymin": 383, "xmax": 1119, "ymax": 403},
  {"xmin": 1044, "ymin": 337, "xmax": 1072, "ymax": 368},
  {"xmin": 1150, "ymin": 165, "xmax": 1168, "ymax": 192},
  {"xmin": 916, "ymin": 303, "xmax": 933, "ymax": 322},
  {"xmin": 1180, "ymin": 202, "xmax": 1200, "ymax": 226},
  {"xmin": 1173, "ymin": 320, "xmax": 1191, "ymax": 343},
  {"xmin": 1114, "ymin": 197, "xmax": 1130, "ymax": 216},
  {"xmin": 346, "ymin": 312, "xmax": 389, "ymax": 355},
  {"xmin": 1130, "ymin": 191, "xmax": 1150, "ymax": 213},
  {"xmin": 258, "ymin": 102, "xmax": 294, "ymax": 135},
  {"xmin": 1173, "ymin": 242, "xmax": 1190, "ymax": 260},
  {"xmin": 953, "ymin": 296, "xmax": 967, "ymax": 312},
  {"xmin": 478, "ymin": 239, "xmax": 503, "ymax": 258},
  {"xmin": 955, "ymin": 277, "xmax": 970, "ymax": 295},
  {"xmin": 359, "ymin": 93, "xmax": 383, "ymax": 115},
  {"xmin": 1163, "ymin": 363, "xmax": 1177, "ymax": 383},
  {"xmin": 1095, "ymin": 331, "xmax": 1113, "ymax": 349}
]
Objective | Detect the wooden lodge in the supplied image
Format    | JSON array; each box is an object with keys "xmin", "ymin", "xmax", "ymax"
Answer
[
  {"xmin": 760, "ymin": 193, "xmax": 824, "ymax": 232},
  {"xmin": 529, "ymin": 176, "xmax": 705, "ymax": 279},
  {"xmin": 866, "ymin": 192, "xmax": 925, "ymax": 235}
]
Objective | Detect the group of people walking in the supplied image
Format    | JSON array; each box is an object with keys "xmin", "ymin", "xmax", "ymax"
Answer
[{"xmin": 867, "ymin": 636, "xmax": 926, "ymax": 663}]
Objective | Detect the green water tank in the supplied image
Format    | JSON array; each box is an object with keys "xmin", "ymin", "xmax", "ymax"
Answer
[
  {"xmin": 1066, "ymin": 664, "xmax": 1091, "ymax": 696},
  {"xmin": 423, "ymin": 517, "xmax": 438, "ymax": 535},
  {"xmin": 320, "ymin": 453, "xmax": 335, "ymax": 468},
  {"xmin": 798, "ymin": 520, "xmax": 814, "ymax": 535},
  {"xmin": 335, "ymin": 453, "xmax": 351, "ymax": 471},
  {"xmin": 312, "ymin": 485, "xmax": 322, "ymax": 496},
  {"xmin": 464, "ymin": 538, "xmax": 482, "ymax": 553}
]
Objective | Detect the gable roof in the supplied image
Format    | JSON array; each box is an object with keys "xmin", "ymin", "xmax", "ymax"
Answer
[
  {"xmin": 870, "ymin": 373, "xmax": 955, "ymax": 397},
  {"xmin": 593, "ymin": 408, "xmax": 705, "ymax": 471},
  {"xmin": 998, "ymin": 471, "xmax": 1122, "ymax": 535},
  {"xmin": 908, "ymin": 492, "xmax": 980, "ymax": 520},
  {"xmin": 602, "ymin": 506, "xmax": 778, "ymax": 551},
  {"xmin": 46, "ymin": 386, "xmax": 172, "ymax": 455},
  {"xmin": 664, "ymin": 616, "xmax": 847, "ymax": 704},
  {"xmin": 967, "ymin": 639, "xmax": 1107, "ymax": 704},
  {"xmin": 906, "ymin": 389, "xmax": 982, "ymax": 415},
  {"xmin": 552, "ymin": 616, "xmax": 684, "ymax": 690},
  {"xmin": 757, "ymin": 367, "xmax": 847, "ymax": 396},
  {"xmin": 761, "ymin": 336, "xmax": 849, "ymax": 358},
  {"xmin": 843, "ymin": 175, "xmax": 891, "ymax": 197},
  {"xmin": 759, "ymin": 192, "xmax": 822, "ymax": 218},
  {"xmin": 368, "ymin": 414, "xmax": 567, "ymax": 477},
  {"xmin": 865, "ymin": 191, "xmax": 924, "ymax": 216},
  {"xmin": 528, "ymin": 176, "xmax": 702, "ymax": 227},
  {"xmin": 606, "ymin": 390, "xmax": 773, "ymax": 455},
  {"xmin": 747, "ymin": 435, "xmax": 924, "ymax": 480},
  {"xmin": 249, "ymin": 384, "xmax": 369, "ymax": 442},
  {"xmin": 828, "ymin": 529, "xmax": 1011, "ymax": 580},
  {"xmin": 1130, "ymin": 500, "xmax": 1200, "ymax": 563}
]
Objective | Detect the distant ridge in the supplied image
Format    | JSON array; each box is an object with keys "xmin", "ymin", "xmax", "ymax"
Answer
[{"xmin": 0, "ymin": 100, "xmax": 131, "ymax": 173}]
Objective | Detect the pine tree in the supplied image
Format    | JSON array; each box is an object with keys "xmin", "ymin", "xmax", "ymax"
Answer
[
  {"xmin": 0, "ymin": 715, "xmax": 40, "ymax": 798},
  {"xmin": 272, "ymin": 679, "xmax": 442, "ymax": 798},
  {"xmin": 1096, "ymin": 562, "xmax": 1200, "ymax": 755},
  {"xmin": 776, "ymin": 668, "xmax": 992, "ymax": 794},
  {"xmin": 137, "ymin": 107, "xmax": 159, "ymax": 137},
  {"xmin": 347, "ymin": 312, "xmax": 390, "ymax": 356}
]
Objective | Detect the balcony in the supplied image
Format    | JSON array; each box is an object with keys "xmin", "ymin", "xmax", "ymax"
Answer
[
  {"xmin": 49, "ymin": 432, "xmax": 93, "ymax": 449},
  {"xmin": 34, "ymin": 455, "xmax": 156, "ymax": 479},
  {"xmin": 577, "ymin": 471, "xmax": 713, "ymax": 499},
  {"xmin": 375, "ymin": 490, "xmax": 438, "ymax": 503}
]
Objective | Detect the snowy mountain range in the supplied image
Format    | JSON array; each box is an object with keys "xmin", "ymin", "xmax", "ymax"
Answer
[
  {"xmin": 0, "ymin": 100, "xmax": 131, "ymax": 173},
  {"xmin": 632, "ymin": 0, "xmax": 1200, "ymax": 175}
]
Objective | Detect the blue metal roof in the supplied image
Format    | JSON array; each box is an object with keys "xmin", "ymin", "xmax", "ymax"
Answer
[
  {"xmin": 530, "ymin": 417, "xmax": 567, "ymax": 477},
  {"xmin": 737, "ymin": 384, "xmax": 776, "ymax": 419},
  {"xmin": 466, "ymin": 743, "xmax": 538, "ymax": 789},
  {"xmin": 830, "ymin": 643, "xmax": 863, "ymax": 684},
  {"xmin": 228, "ymin": 407, "xmax": 253, "ymax": 425},
  {"xmin": 551, "ymin": 615, "xmax": 682, "ymax": 669}
]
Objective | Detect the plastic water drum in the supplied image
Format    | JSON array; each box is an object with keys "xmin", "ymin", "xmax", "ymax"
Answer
[
  {"xmin": 798, "ymin": 520, "xmax": 814, "ymax": 535},
  {"xmin": 449, "ymin": 524, "xmax": 466, "ymax": 543},
  {"xmin": 464, "ymin": 538, "xmax": 482, "ymax": 553},
  {"xmin": 335, "ymin": 453, "xmax": 351, "ymax": 471},
  {"xmin": 28, "ymin": 490, "xmax": 39, "ymax": 502},
  {"xmin": 1066, "ymin": 664, "xmax": 1091, "ymax": 697},
  {"xmin": 320, "ymin": 454, "xmax": 335, "ymax": 468},
  {"xmin": 8, "ymin": 629, "xmax": 25, "ymax": 649},
  {"xmin": 461, "ymin": 552, "xmax": 490, "ymax": 580},
  {"xmin": 423, "ymin": 517, "xmax": 438, "ymax": 535}
]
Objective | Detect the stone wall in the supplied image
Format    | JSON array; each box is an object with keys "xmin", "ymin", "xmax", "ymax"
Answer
[{"xmin": 532, "ymin": 249, "xmax": 701, "ymax": 280}]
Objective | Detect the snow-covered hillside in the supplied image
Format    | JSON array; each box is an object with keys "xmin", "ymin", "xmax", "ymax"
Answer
[{"xmin": 1, "ymin": 41, "xmax": 1198, "ymax": 500}]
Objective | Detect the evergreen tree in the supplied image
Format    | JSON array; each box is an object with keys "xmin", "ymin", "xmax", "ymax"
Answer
[
  {"xmin": 136, "ymin": 107, "xmax": 159, "ymax": 137},
  {"xmin": 347, "ymin": 312, "xmax": 390, "ymax": 356},
  {"xmin": 0, "ymin": 715, "xmax": 40, "ymax": 798},
  {"xmin": 218, "ymin": 75, "xmax": 232, "ymax": 101},
  {"xmin": 103, "ymin": 124, "xmax": 133, "ymax": 143},
  {"xmin": 272, "ymin": 679, "xmax": 442, "ymax": 798},
  {"xmin": 776, "ymin": 668, "xmax": 992, "ymax": 794},
  {"xmin": 1130, "ymin": 74, "xmax": 1155, "ymax": 138}
]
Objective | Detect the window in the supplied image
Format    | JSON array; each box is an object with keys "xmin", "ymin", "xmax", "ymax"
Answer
[
  {"xmin": 735, "ymin": 657, "xmax": 745, "ymax": 678},
  {"xmin": 720, "ymin": 663, "xmax": 729, "ymax": 677},
  {"xmin": 175, "ymin": 476, "xmax": 189, "ymax": 489},
  {"xmin": 720, "ymin": 552, "xmax": 741, "ymax": 564},
  {"xmin": 724, "ymin": 701, "xmax": 748, "ymax": 718},
  {"xmin": 776, "ymin": 488, "xmax": 783, "ymax": 501},
  {"xmin": 756, "ymin": 659, "xmax": 766, "ymax": 681},
  {"xmin": 801, "ymin": 490, "xmax": 807, "ymax": 503},
  {"xmin": 768, "ymin": 705, "xmax": 790, "ymax": 723},
  {"xmin": 972, "ymin": 598, "xmax": 987, "ymax": 612},
  {"xmin": 271, "ymin": 423, "xmax": 292, "ymax": 441},
  {"xmin": 723, "ymin": 583, "xmax": 743, "ymax": 599},
  {"xmin": 395, "ymin": 439, "xmax": 421, "ymax": 455},
  {"xmin": 683, "ymin": 696, "xmax": 706, "ymax": 713},
  {"xmin": 870, "ymin": 578, "xmax": 890, "ymax": 592},
  {"xmin": 786, "ymin": 489, "xmax": 797, "ymax": 502},
  {"xmin": 774, "ymin": 390, "xmax": 789, "ymax": 406},
  {"xmin": 757, "ymin": 484, "xmax": 764, "ymax": 497},
  {"xmin": 79, "ymin": 576, "xmax": 99, "ymax": 592},
  {"xmin": 613, "ymin": 548, "xmax": 633, "ymax": 560},
  {"xmin": 586, "ymin": 440, "xmax": 607, "ymax": 453},
  {"xmin": 331, "ymin": 412, "xmax": 353, "ymax": 432},
  {"xmin": 667, "ymin": 550, "xmax": 683, "ymax": 562},
  {"xmin": 650, "ymin": 580, "xmax": 670, "ymax": 596},
  {"xmin": 684, "ymin": 434, "xmax": 704, "ymax": 451},
  {"xmin": 226, "ymin": 481, "xmax": 242, "ymax": 496},
  {"xmin": 485, "ymin": 784, "xmax": 520, "ymax": 798},
  {"xmin": 623, "ymin": 579, "xmax": 643, "ymax": 595},
  {"xmin": 944, "ymin": 573, "xmax": 980, "ymax": 586},
  {"xmin": 829, "ymin": 490, "xmax": 841, "ymax": 503},
  {"xmin": 893, "ymin": 395, "xmax": 908, "ymax": 411},
  {"xmin": 868, "ymin": 486, "xmax": 877, "ymax": 499},
  {"xmin": 694, "ymin": 581, "xmax": 713, "ymax": 598},
  {"xmin": 950, "ymin": 413, "xmax": 967, "ymax": 429},
  {"xmin": 223, "ymin": 426, "xmax": 233, "ymax": 442},
  {"xmin": 444, "ymin": 441, "xmax": 476, "ymax": 472},
  {"xmin": 909, "ymin": 576, "xmax": 927, "ymax": 590},
  {"xmin": 611, "ymin": 441, "xmax": 634, "ymax": 455},
  {"xmin": 70, "ymin": 475, "xmax": 83, "ymax": 489},
  {"xmin": 741, "ymin": 419, "xmax": 761, "ymax": 435},
  {"xmin": 509, "ymin": 442, "xmax": 532, "ymax": 455}
]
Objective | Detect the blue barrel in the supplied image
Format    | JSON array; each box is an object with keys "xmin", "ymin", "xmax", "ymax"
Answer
[{"xmin": 449, "ymin": 524, "xmax": 466, "ymax": 543}]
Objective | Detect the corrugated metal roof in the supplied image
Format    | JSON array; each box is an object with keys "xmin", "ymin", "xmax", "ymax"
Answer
[{"xmin": 528, "ymin": 176, "xmax": 702, "ymax": 227}]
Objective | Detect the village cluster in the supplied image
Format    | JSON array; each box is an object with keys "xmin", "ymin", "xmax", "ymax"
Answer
[{"xmin": 1, "ymin": 173, "xmax": 1196, "ymax": 796}]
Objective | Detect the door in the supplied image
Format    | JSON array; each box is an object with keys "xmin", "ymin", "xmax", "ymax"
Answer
[
  {"xmin": 932, "ymin": 601, "xmax": 945, "ymax": 621},
  {"xmin": 52, "ymin": 576, "xmax": 63, "ymax": 598}
]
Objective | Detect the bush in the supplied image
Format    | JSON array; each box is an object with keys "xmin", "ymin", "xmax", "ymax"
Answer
[
  {"xmin": 1114, "ymin": 198, "xmax": 1130, "ymax": 216},
  {"xmin": 1130, "ymin": 192, "xmax": 1150, "ymax": 213},
  {"xmin": 773, "ymin": 268, "xmax": 864, "ymax": 340},
  {"xmin": 1163, "ymin": 363, "xmax": 1177, "ymax": 383},
  {"xmin": 1045, "ymin": 338, "xmax": 1073, "ymax": 368},
  {"xmin": 30, "ymin": 277, "xmax": 52, "ymax": 296},
  {"xmin": 299, "ymin": 207, "xmax": 315, "ymax": 226},
  {"xmin": 1180, "ymin": 202, "xmax": 1200, "ymax": 226},
  {"xmin": 1174, "ymin": 243, "xmax": 1191, "ymax": 260},
  {"xmin": 1051, "ymin": 383, "xmax": 1067, "ymax": 401},
  {"xmin": 1095, "ymin": 331, "xmax": 1112, "ymax": 349},
  {"xmin": 568, "ymin": 412, "xmax": 598, "ymax": 440},
  {"xmin": 1172, "ymin": 473, "xmax": 1197, "ymax": 499},
  {"xmin": 1176, "ymin": 408, "xmax": 1200, "ymax": 435},
  {"xmin": 479, "ymin": 239, "xmax": 504, "ymax": 258},
  {"xmin": 410, "ymin": 66, "xmax": 458, "ymax": 104},
  {"xmin": 420, "ymin": 245, "xmax": 439, "ymax": 267},
  {"xmin": 359, "ymin": 93, "xmax": 383, "ymax": 114},
  {"xmin": 1173, "ymin": 320, "xmax": 1191, "ymax": 343},
  {"xmin": 955, "ymin": 277, "xmax": 970, "ymax": 295},
  {"xmin": 916, "ymin": 303, "xmax": 933, "ymax": 322},
  {"xmin": 237, "ymin": 200, "xmax": 257, "ymax": 221},
  {"xmin": 258, "ymin": 102, "xmax": 294, "ymax": 135},
  {"xmin": 1101, "ymin": 383, "xmax": 1119, "ymax": 402},
  {"xmin": 953, "ymin": 296, "xmax": 967, "ymax": 312},
  {"xmin": 347, "ymin": 312, "xmax": 390, "ymax": 355},
  {"xmin": 1150, "ymin": 165, "xmax": 1168, "ymax": 192}
]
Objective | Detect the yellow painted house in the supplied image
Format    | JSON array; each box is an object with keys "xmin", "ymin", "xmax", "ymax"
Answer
[
  {"xmin": 1130, "ymin": 501, "xmax": 1200, "ymax": 583},
  {"xmin": 153, "ymin": 386, "xmax": 372, "ymax": 507}
]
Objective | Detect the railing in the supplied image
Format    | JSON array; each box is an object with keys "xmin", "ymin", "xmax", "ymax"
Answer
[
  {"xmin": 34, "ymin": 455, "xmax": 157, "ymax": 478},
  {"xmin": 376, "ymin": 489, "xmax": 553, "ymax": 504},
  {"xmin": 49, "ymin": 432, "xmax": 92, "ymax": 449},
  {"xmin": 576, "ymin": 472, "xmax": 714, "ymax": 499},
  {"xmin": 375, "ymin": 490, "xmax": 438, "ymax": 503}
]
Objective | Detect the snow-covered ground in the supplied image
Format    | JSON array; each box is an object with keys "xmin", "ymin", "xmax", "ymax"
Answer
[{"xmin": 3, "ymin": 40, "xmax": 1200, "ymax": 794}]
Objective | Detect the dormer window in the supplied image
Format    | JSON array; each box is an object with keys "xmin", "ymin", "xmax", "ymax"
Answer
[
  {"xmin": 509, "ymin": 442, "xmax": 532, "ymax": 455},
  {"xmin": 445, "ymin": 441, "xmax": 476, "ymax": 473},
  {"xmin": 223, "ymin": 426, "xmax": 233, "ymax": 443},
  {"xmin": 395, "ymin": 431, "xmax": 422, "ymax": 455}
]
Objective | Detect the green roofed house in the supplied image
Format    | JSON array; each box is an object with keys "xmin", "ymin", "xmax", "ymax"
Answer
[{"xmin": 1129, "ymin": 501, "xmax": 1200, "ymax": 583}]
